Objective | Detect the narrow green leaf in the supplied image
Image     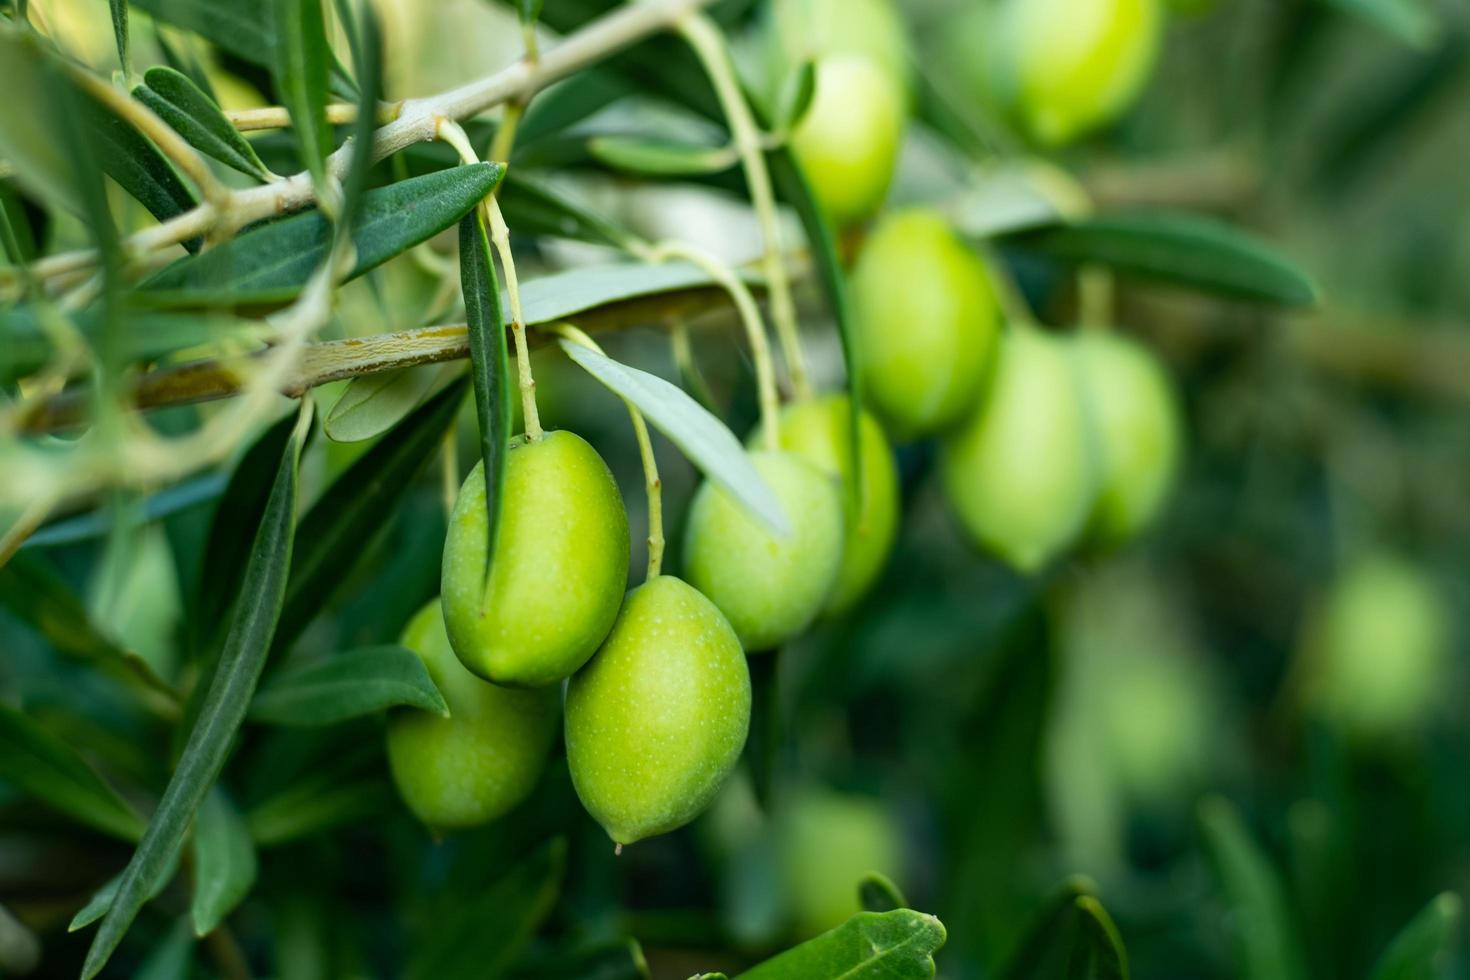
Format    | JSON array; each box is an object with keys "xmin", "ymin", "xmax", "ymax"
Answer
[
  {"xmin": 859, "ymin": 873, "xmax": 908, "ymax": 914},
  {"xmin": 109, "ymin": 0, "xmax": 131, "ymax": 75},
  {"xmin": 69, "ymin": 849, "xmax": 182, "ymax": 931},
  {"xmin": 0, "ymin": 28, "xmax": 83, "ymax": 214},
  {"xmin": 141, "ymin": 163, "xmax": 505, "ymax": 306},
  {"xmin": 0, "ymin": 552, "xmax": 179, "ymax": 709},
  {"xmin": 135, "ymin": 66, "xmax": 273, "ymax": 181},
  {"xmin": 514, "ymin": 68, "xmax": 637, "ymax": 148},
  {"xmin": 269, "ymin": 0, "xmax": 331, "ymax": 188},
  {"xmin": 459, "ymin": 211, "xmax": 511, "ymax": 582},
  {"xmin": 736, "ymin": 909, "xmax": 947, "ymax": 979},
  {"xmin": 136, "ymin": 918, "xmax": 195, "ymax": 980},
  {"xmin": 499, "ymin": 170, "xmax": 637, "ymax": 248},
  {"xmin": 247, "ymin": 773, "xmax": 390, "ymax": 847},
  {"xmin": 1010, "ymin": 211, "xmax": 1320, "ymax": 308},
  {"xmin": 1068, "ymin": 896, "xmax": 1129, "ymax": 980},
  {"xmin": 129, "ymin": 0, "xmax": 273, "ymax": 68},
  {"xmin": 80, "ymin": 91, "xmax": 200, "ymax": 248},
  {"xmin": 518, "ymin": 260, "xmax": 755, "ymax": 325},
  {"xmin": 587, "ymin": 135, "xmax": 735, "ymax": 178},
  {"xmin": 407, "ymin": 838, "xmax": 567, "ymax": 980},
  {"xmin": 0, "ymin": 706, "xmax": 145, "ymax": 841},
  {"xmin": 1199, "ymin": 797, "xmax": 1309, "ymax": 980},
  {"xmin": 274, "ymin": 377, "xmax": 467, "ymax": 652},
  {"xmin": 1369, "ymin": 892, "xmax": 1462, "ymax": 980},
  {"xmin": 773, "ymin": 60, "xmax": 816, "ymax": 134},
  {"xmin": 190, "ymin": 789, "xmax": 258, "ymax": 936},
  {"xmin": 558, "ymin": 340, "xmax": 788, "ymax": 535},
  {"xmin": 997, "ymin": 876, "xmax": 1097, "ymax": 980},
  {"xmin": 248, "ymin": 645, "xmax": 448, "ymax": 726},
  {"xmin": 336, "ymin": 0, "xmax": 382, "ymax": 230},
  {"xmin": 80, "ymin": 405, "xmax": 309, "ymax": 980},
  {"xmin": 1318, "ymin": 0, "xmax": 1440, "ymax": 47},
  {"xmin": 324, "ymin": 364, "xmax": 458, "ymax": 443}
]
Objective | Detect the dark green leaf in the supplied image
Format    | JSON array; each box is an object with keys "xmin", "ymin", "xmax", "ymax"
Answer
[
  {"xmin": 248, "ymin": 645, "xmax": 448, "ymax": 726},
  {"xmin": 1009, "ymin": 211, "xmax": 1320, "ymax": 308},
  {"xmin": 407, "ymin": 838, "xmax": 567, "ymax": 980},
  {"xmin": 586, "ymin": 135, "xmax": 735, "ymax": 178},
  {"xmin": 514, "ymin": 68, "xmax": 637, "ymax": 148},
  {"xmin": 998, "ymin": 876, "xmax": 1096, "ymax": 980},
  {"xmin": 110, "ymin": 0, "xmax": 131, "ymax": 75},
  {"xmin": 80, "ymin": 91, "xmax": 200, "ymax": 248},
  {"xmin": 1067, "ymin": 897, "xmax": 1128, "ymax": 980},
  {"xmin": 558, "ymin": 339, "xmax": 788, "ymax": 534},
  {"xmin": 129, "ymin": 0, "xmax": 272, "ymax": 68},
  {"xmin": 69, "ymin": 849, "xmax": 182, "ymax": 931},
  {"xmin": 135, "ymin": 66, "xmax": 273, "ymax": 181},
  {"xmin": 0, "ymin": 705, "xmax": 145, "ymax": 841},
  {"xmin": 136, "ymin": 919, "xmax": 194, "ymax": 980},
  {"xmin": 190, "ymin": 789, "xmax": 258, "ymax": 936},
  {"xmin": 1368, "ymin": 892, "xmax": 1462, "ymax": 980},
  {"xmin": 80, "ymin": 407, "xmax": 308, "ymax": 980},
  {"xmin": 459, "ymin": 211, "xmax": 511, "ymax": 582},
  {"xmin": 247, "ymin": 772, "xmax": 390, "ymax": 847},
  {"xmin": 773, "ymin": 60, "xmax": 816, "ymax": 133},
  {"xmin": 1199, "ymin": 797, "xmax": 1308, "ymax": 980},
  {"xmin": 324, "ymin": 364, "xmax": 458, "ymax": 443},
  {"xmin": 268, "ymin": 0, "xmax": 331, "ymax": 188},
  {"xmin": 274, "ymin": 377, "xmax": 467, "ymax": 652},
  {"xmin": 1318, "ymin": 0, "xmax": 1440, "ymax": 47},
  {"xmin": 141, "ymin": 163, "xmax": 505, "ymax": 306},
  {"xmin": 336, "ymin": 0, "xmax": 382, "ymax": 229},
  {"xmin": 499, "ymin": 170, "xmax": 637, "ymax": 248},
  {"xmin": 859, "ymin": 873, "xmax": 908, "ymax": 914},
  {"xmin": 736, "ymin": 909, "xmax": 947, "ymax": 979},
  {"xmin": 511, "ymin": 938, "xmax": 649, "ymax": 980}
]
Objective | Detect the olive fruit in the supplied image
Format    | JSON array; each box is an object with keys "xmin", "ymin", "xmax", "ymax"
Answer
[
  {"xmin": 851, "ymin": 210, "xmax": 1001, "ymax": 439},
  {"xmin": 754, "ymin": 395, "xmax": 899, "ymax": 614},
  {"xmin": 778, "ymin": 788, "xmax": 905, "ymax": 937},
  {"xmin": 386, "ymin": 600, "xmax": 559, "ymax": 830},
  {"xmin": 1074, "ymin": 329, "xmax": 1183, "ymax": 545},
  {"xmin": 682, "ymin": 451, "xmax": 844, "ymax": 651},
  {"xmin": 1303, "ymin": 554, "xmax": 1450, "ymax": 740},
  {"xmin": 565, "ymin": 576, "xmax": 751, "ymax": 845},
  {"xmin": 768, "ymin": 0, "xmax": 911, "ymax": 96},
  {"xmin": 441, "ymin": 430, "xmax": 630, "ymax": 687},
  {"xmin": 985, "ymin": 0, "xmax": 1162, "ymax": 146},
  {"xmin": 941, "ymin": 326, "xmax": 1094, "ymax": 572},
  {"xmin": 789, "ymin": 55, "xmax": 905, "ymax": 227}
]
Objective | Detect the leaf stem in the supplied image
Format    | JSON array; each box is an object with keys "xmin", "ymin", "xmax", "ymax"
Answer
[
  {"xmin": 678, "ymin": 12, "xmax": 811, "ymax": 401},
  {"xmin": 550, "ymin": 323, "xmax": 663, "ymax": 581}
]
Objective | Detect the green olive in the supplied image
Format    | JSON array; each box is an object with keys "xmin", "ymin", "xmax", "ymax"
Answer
[
  {"xmin": 1304, "ymin": 554, "xmax": 1450, "ymax": 739},
  {"xmin": 386, "ymin": 600, "xmax": 559, "ymax": 830},
  {"xmin": 565, "ymin": 576, "xmax": 751, "ymax": 845},
  {"xmin": 778, "ymin": 788, "xmax": 905, "ymax": 937},
  {"xmin": 851, "ymin": 210, "xmax": 1001, "ymax": 439},
  {"xmin": 789, "ymin": 55, "xmax": 905, "ymax": 227},
  {"xmin": 682, "ymin": 450, "xmax": 844, "ymax": 651},
  {"xmin": 941, "ymin": 326, "xmax": 1094, "ymax": 572},
  {"xmin": 441, "ymin": 430, "xmax": 630, "ymax": 687},
  {"xmin": 1074, "ymin": 329, "xmax": 1184, "ymax": 545},
  {"xmin": 768, "ymin": 0, "xmax": 911, "ymax": 96},
  {"xmin": 986, "ymin": 0, "xmax": 1162, "ymax": 146},
  {"xmin": 751, "ymin": 395, "xmax": 899, "ymax": 614}
]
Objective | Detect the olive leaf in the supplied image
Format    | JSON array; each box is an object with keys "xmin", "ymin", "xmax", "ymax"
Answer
[
  {"xmin": 773, "ymin": 59, "xmax": 816, "ymax": 134},
  {"xmin": 859, "ymin": 872, "xmax": 909, "ymax": 914},
  {"xmin": 1008, "ymin": 211, "xmax": 1320, "ymax": 309},
  {"xmin": 324, "ymin": 364, "xmax": 460, "ymax": 443},
  {"xmin": 136, "ymin": 918, "xmax": 195, "ymax": 980},
  {"xmin": 335, "ymin": 0, "xmax": 382, "ymax": 230},
  {"xmin": 997, "ymin": 876, "xmax": 1096, "ymax": 980},
  {"xmin": 586, "ymin": 135, "xmax": 736, "ymax": 178},
  {"xmin": 514, "ymin": 67, "xmax": 637, "ymax": 147},
  {"xmin": 557, "ymin": 339, "xmax": 789, "ymax": 535},
  {"xmin": 1199, "ymin": 797, "xmax": 1309, "ymax": 980},
  {"xmin": 190, "ymin": 789, "xmax": 258, "ymax": 936},
  {"xmin": 135, "ymin": 66, "xmax": 274, "ymax": 181},
  {"xmin": 141, "ymin": 163, "xmax": 505, "ymax": 307},
  {"xmin": 518, "ymin": 260, "xmax": 758, "ymax": 327},
  {"xmin": 268, "ymin": 0, "xmax": 331, "ymax": 190},
  {"xmin": 248, "ymin": 645, "xmax": 448, "ymax": 726},
  {"xmin": 499, "ymin": 169, "xmax": 637, "ymax": 249},
  {"xmin": 69, "ymin": 849, "xmax": 182, "ymax": 932},
  {"xmin": 80, "ymin": 91, "xmax": 200, "ymax": 247},
  {"xmin": 247, "ymin": 770, "xmax": 391, "ymax": 847},
  {"xmin": 0, "ymin": 705, "xmax": 146, "ymax": 842},
  {"xmin": 1317, "ymin": 0, "xmax": 1440, "ymax": 47},
  {"xmin": 109, "ymin": 0, "xmax": 131, "ymax": 76},
  {"xmin": 459, "ymin": 210, "xmax": 512, "ymax": 584},
  {"xmin": 1068, "ymin": 896, "xmax": 1128, "ymax": 980},
  {"xmin": 80, "ymin": 404, "xmax": 309, "ymax": 980},
  {"xmin": 735, "ymin": 909, "xmax": 947, "ymax": 979},
  {"xmin": 0, "ymin": 28, "xmax": 86, "ymax": 215},
  {"xmin": 1368, "ymin": 892, "xmax": 1462, "ymax": 980},
  {"xmin": 129, "ymin": 0, "xmax": 274, "ymax": 69}
]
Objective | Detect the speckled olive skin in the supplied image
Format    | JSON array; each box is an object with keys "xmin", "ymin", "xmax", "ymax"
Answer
[
  {"xmin": 851, "ymin": 210, "xmax": 1001, "ymax": 440},
  {"xmin": 751, "ymin": 396, "xmax": 899, "ymax": 614},
  {"xmin": 682, "ymin": 451, "xmax": 844, "ymax": 651},
  {"xmin": 441, "ymin": 430, "xmax": 630, "ymax": 687},
  {"xmin": 988, "ymin": 0, "xmax": 1162, "ymax": 146},
  {"xmin": 386, "ymin": 601, "xmax": 559, "ymax": 830},
  {"xmin": 565, "ymin": 576, "xmax": 751, "ymax": 845},
  {"xmin": 1074, "ymin": 329, "xmax": 1183, "ymax": 545},
  {"xmin": 790, "ymin": 56, "xmax": 905, "ymax": 227},
  {"xmin": 941, "ymin": 327, "xmax": 1095, "ymax": 573}
]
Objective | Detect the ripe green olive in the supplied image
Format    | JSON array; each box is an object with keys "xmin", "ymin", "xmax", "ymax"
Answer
[
  {"xmin": 386, "ymin": 600, "xmax": 559, "ymax": 830},
  {"xmin": 851, "ymin": 210, "xmax": 1001, "ymax": 439},
  {"xmin": 768, "ymin": 0, "xmax": 911, "ymax": 96},
  {"xmin": 441, "ymin": 430, "xmax": 630, "ymax": 687},
  {"xmin": 940, "ymin": 326, "xmax": 1094, "ymax": 572},
  {"xmin": 778, "ymin": 788, "xmax": 905, "ymax": 937},
  {"xmin": 565, "ymin": 575, "xmax": 751, "ymax": 845},
  {"xmin": 986, "ymin": 0, "xmax": 1162, "ymax": 146},
  {"xmin": 682, "ymin": 451, "xmax": 844, "ymax": 651},
  {"xmin": 1074, "ymin": 329, "xmax": 1184, "ymax": 545},
  {"xmin": 752, "ymin": 395, "xmax": 899, "ymax": 615},
  {"xmin": 1304, "ymin": 554, "xmax": 1450, "ymax": 740},
  {"xmin": 790, "ymin": 55, "xmax": 905, "ymax": 227}
]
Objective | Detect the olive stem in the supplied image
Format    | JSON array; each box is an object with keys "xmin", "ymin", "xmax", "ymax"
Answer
[
  {"xmin": 637, "ymin": 239, "xmax": 782, "ymax": 453},
  {"xmin": 437, "ymin": 119, "xmax": 544, "ymax": 442},
  {"xmin": 677, "ymin": 12, "xmax": 812, "ymax": 401},
  {"xmin": 548, "ymin": 322, "xmax": 665, "ymax": 582}
]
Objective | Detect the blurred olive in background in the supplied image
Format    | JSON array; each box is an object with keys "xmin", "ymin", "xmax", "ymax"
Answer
[{"xmin": 776, "ymin": 787, "xmax": 907, "ymax": 937}]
